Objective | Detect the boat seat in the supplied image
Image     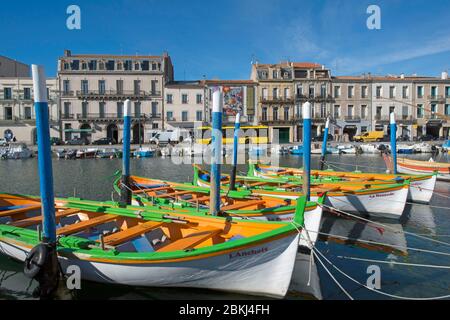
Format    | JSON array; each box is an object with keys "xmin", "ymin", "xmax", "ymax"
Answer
[
  {"xmin": 158, "ymin": 226, "xmax": 222, "ymax": 252},
  {"xmin": 246, "ymin": 181, "xmax": 267, "ymax": 187},
  {"xmin": 57, "ymin": 214, "xmax": 118, "ymax": 236},
  {"xmin": 157, "ymin": 190, "xmax": 193, "ymax": 198},
  {"xmin": 221, "ymin": 200, "xmax": 266, "ymax": 211},
  {"xmin": 102, "ymin": 221, "xmax": 164, "ymax": 246},
  {"xmin": 132, "ymin": 186, "xmax": 173, "ymax": 194},
  {"xmin": 0, "ymin": 204, "xmax": 41, "ymax": 218},
  {"xmin": 10, "ymin": 208, "xmax": 81, "ymax": 228}
]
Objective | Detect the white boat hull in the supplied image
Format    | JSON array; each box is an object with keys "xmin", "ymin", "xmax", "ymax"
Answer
[
  {"xmin": 0, "ymin": 233, "xmax": 300, "ymax": 298},
  {"xmin": 398, "ymin": 164, "xmax": 450, "ymax": 182},
  {"xmin": 407, "ymin": 174, "xmax": 436, "ymax": 203}
]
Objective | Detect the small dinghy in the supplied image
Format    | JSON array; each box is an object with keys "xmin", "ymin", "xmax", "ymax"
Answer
[
  {"xmin": 76, "ymin": 148, "xmax": 98, "ymax": 159},
  {"xmin": 0, "ymin": 193, "xmax": 306, "ymax": 298},
  {"xmin": 250, "ymin": 162, "xmax": 436, "ymax": 204},
  {"xmin": 113, "ymin": 174, "xmax": 325, "ymax": 249},
  {"xmin": 133, "ymin": 147, "xmax": 154, "ymax": 158},
  {"xmin": 397, "ymin": 144, "xmax": 415, "ymax": 154}
]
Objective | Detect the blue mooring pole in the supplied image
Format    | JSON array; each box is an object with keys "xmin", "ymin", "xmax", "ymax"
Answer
[
  {"xmin": 390, "ymin": 112, "xmax": 398, "ymax": 174},
  {"xmin": 320, "ymin": 117, "xmax": 330, "ymax": 170},
  {"xmin": 229, "ymin": 112, "xmax": 241, "ymax": 191},
  {"xmin": 27, "ymin": 64, "xmax": 59, "ymax": 298},
  {"xmin": 302, "ymin": 102, "xmax": 312, "ymax": 201},
  {"xmin": 210, "ymin": 88, "xmax": 223, "ymax": 215},
  {"xmin": 120, "ymin": 99, "xmax": 132, "ymax": 205}
]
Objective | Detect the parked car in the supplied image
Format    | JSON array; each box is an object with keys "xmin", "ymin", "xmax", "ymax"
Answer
[
  {"xmin": 418, "ymin": 134, "xmax": 437, "ymax": 142},
  {"xmin": 50, "ymin": 137, "xmax": 63, "ymax": 145},
  {"xmin": 312, "ymin": 134, "xmax": 334, "ymax": 142},
  {"xmin": 0, "ymin": 138, "xmax": 8, "ymax": 146},
  {"xmin": 92, "ymin": 137, "xmax": 116, "ymax": 145},
  {"xmin": 66, "ymin": 137, "xmax": 89, "ymax": 145}
]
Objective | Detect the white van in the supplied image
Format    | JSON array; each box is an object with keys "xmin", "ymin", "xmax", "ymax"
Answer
[{"xmin": 148, "ymin": 129, "xmax": 191, "ymax": 145}]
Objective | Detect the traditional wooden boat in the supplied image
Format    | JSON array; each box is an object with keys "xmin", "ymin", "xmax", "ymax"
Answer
[
  {"xmin": 249, "ymin": 163, "xmax": 436, "ymax": 203},
  {"xmin": 0, "ymin": 193, "xmax": 306, "ymax": 298},
  {"xmin": 384, "ymin": 156, "xmax": 450, "ymax": 182},
  {"xmin": 194, "ymin": 166, "xmax": 409, "ymax": 219},
  {"xmin": 113, "ymin": 175, "xmax": 325, "ymax": 249}
]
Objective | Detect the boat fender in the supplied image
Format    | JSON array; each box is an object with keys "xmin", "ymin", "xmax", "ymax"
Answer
[{"xmin": 24, "ymin": 243, "xmax": 48, "ymax": 279}]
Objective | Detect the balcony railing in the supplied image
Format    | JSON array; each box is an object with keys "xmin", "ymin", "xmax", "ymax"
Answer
[
  {"xmin": 75, "ymin": 113, "xmax": 161, "ymax": 121},
  {"xmin": 428, "ymin": 95, "xmax": 446, "ymax": 103},
  {"xmin": 295, "ymin": 94, "xmax": 334, "ymax": 102},
  {"xmin": 76, "ymin": 90, "xmax": 162, "ymax": 100},
  {"xmin": 260, "ymin": 96, "xmax": 295, "ymax": 103}
]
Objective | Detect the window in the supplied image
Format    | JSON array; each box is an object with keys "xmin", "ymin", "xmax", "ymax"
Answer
[
  {"xmin": 23, "ymin": 88, "xmax": 31, "ymax": 100},
  {"xmin": 431, "ymin": 104, "xmax": 437, "ymax": 118},
  {"xmin": 320, "ymin": 84, "xmax": 326, "ymax": 97},
  {"xmin": 446, "ymin": 86, "xmax": 450, "ymax": 98},
  {"xmin": 151, "ymin": 102, "xmax": 158, "ymax": 116},
  {"xmin": 196, "ymin": 94, "xmax": 202, "ymax": 104},
  {"xmin": 273, "ymin": 107, "xmax": 278, "ymax": 121},
  {"xmin": 63, "ymin": 62, "xmax": 69, "ymax": 70},
  {"xmin": 63, "ymin": 80, "xmax": 70, "ymax": 94},
  {"xmin": 402, "ymin": 106, "xmax": 408, "ymax": 119},
  {"xmin": 81, "ymin": 80, "xmax": 89, "ymax": 94},
  {"xmin": 81, "ymin": 102, "xmax": 88, "ymax": 118},
  {"xmin": 182, "ymin": 111, "xmax": 188, "ymax": 121},
  {"xmin": 389, "ymin": 106, "xmax": 395, "ymax": 115},
  {"xmin": 376, "ymin": 106, "xmax": 382, "ymax": 119},
  {"xmin": 361, "ymin": 105, "xmax": 367, "ymax": 119},
  {"xmin": 98, "ymin": 80, "xmax": 106, "ymax": 94},
  {"xmin": 4, "ymin": 107, "xmax": 12, "ymax": 120},
  {"xmin": 152, "ymin": 63, "xmax": 157, "ymax": 71},
  {"xmin": 431, "ymin": 86, "xmax": 437, "ymax": 97},
  {"xmin": 134, "ymin": 80, "xmax": 141, "ymax": 95},
  {"xmin": 166, "ymin": 111, "xmax": 174, "ymax": 121},
  {"xmin": 445, "ymin": 104, "xmax": 450, "ymax": 116},
  {"xmin": 99, "ymin": 102, "xmax": 105, "ymax": 118},
  {"xmin": 152, "ymin": 123, "xmax": 158, "ymax": 129},
  {"xmin": 309, "ymin": 85, "xmax": 315, "ymax": 98},
  {"xmin": 134, "ymin": 102, "xmax": 141, "ymax": 117},
  {"xmin": 284, "ymin": 107, "xmax": 289, "ymax": 120},
  {"xmin": 81, "ymin": 62, "xmax": 87, "ymax": 70},
  {"xmin": 361, "ymin": 86, "xmax": 368, "ymax": 98},
  {"xmin": 284, "ymin": 88, "xmax": 290, "ymax": 99},
  {"xmin": 71, "ymin": 60, "xmax": 80, "ymax": 70},
  {"xmin": 320, "ymin": 103, "xmax": 326, "ymax": 118},
  {"xmin": 182, "ymin": 94, "xmax": 188, "ymax": 104},
  {"xmin": 117, "ymin": 102, "xmax": 123, "ymax": 118},
  {"xmin": 98, "ymin": 62, "xmax": 105, "ymax": 70},
  {"xmin": 24, "ymin": 106, "xmax": 32, "ymax": 119},
  {"xmin": 141, "ymin": 61, "xmax": 149, "ymax": 71},
  {"xmin": 106, "ymin": 60, "xmax": 115, "ymax": 71},
  {"xmin": 402, "ymin": 86, "xmax": 409, "ymax": 99},
  {"xmin": 4, "ymin": 87, "xmax": 12, "ymax": 99},
  {"xmin": 417, "ymin": 86, "xmax": 424, "ymax": 98},
  {"xmin": 297, "ymin": 85, "xmax": 303, "ymax": 96},
  {"xmin": 272, "ymin": 70, "xmax": 278, "ymax": 79},
  {"xmin": 262, "ymin": 88, "xmax": 268, "ymax": 99},
  {"xmin": 117, "ymin": 62, "xmax": 123, "ymax": 70},
  {"xmin": 348, "ymin": 86, "xmax": 354, "ymax": 98},
  {"xmin": 376, "ymin": 86, "xmax": 382, "ymax": 98},
  {"xmin": 334, "ymin": 105, "xmax": 340, "ymax": 118},
  {"xmin": 64, "ymin": 102, "xmax": 71, "ymax": 118},
  {"xmin": 262, "ymin": 107, "xmax": 268, "ymax": 121},
  {"xmin": 124, "ymin": 60, "xmax": 132, "ymax": 71},
  {"xmin": 417, "ymin": 104, "xmax": 424, "ymax": 118},
  {"xmin": 134, "ymin": 63, "xmax": 140, "ymax": 70},
  {"xmin": 151, "ymin": 80, "xmax": 158, "ymax": 94},
  {"xmin": 334, "ymin": 86, "xmax": 341, "ymax": 98},
  {"xmin": 347, "ymin": 105, "xmax": 354, "ymax": 118},
  {"xmin": 88, "ymin": 60, "xmax": 97, "ymax": 70},
  {"xmin": 166, "ymin": 94, "xmax": 173, "ymax": 104},
  {"xmin": 272, "ymin": 88, "xmax": 278, "ymax": 99},
  {"xmin": 116, "ymin": 80, "xmax": 123, "ymax": 94},
  {"xmin": 389, "ymin": 86, "xmax": 395, "ymax": 99},
  {"xmin": 196, "ymin": 111, "xmax": 203, "ymax": 121}
]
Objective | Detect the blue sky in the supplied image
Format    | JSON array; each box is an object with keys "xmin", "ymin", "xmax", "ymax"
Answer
[{"xmin": 1, "ymin": 0, "xmax": 449, "ymax": 79}]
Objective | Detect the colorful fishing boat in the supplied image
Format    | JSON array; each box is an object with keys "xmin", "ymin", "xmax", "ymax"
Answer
[
  {"xmin": 384, "ymin": 156, "xmax": 450, "ymax": 182},
  {"xmin": 113, "ymin": 174, "xmax": 325, "ymax": 248},
  {"xmin": 0, "ymin": 193, "xmax": 306, "ymax": 298},
  {"xmin": 249, "ymin": 162, "xmax": 436, "ymax": 204},
  {"xmin": 194, "ymin": 166, "xmax": 409, "ymax": 219}
]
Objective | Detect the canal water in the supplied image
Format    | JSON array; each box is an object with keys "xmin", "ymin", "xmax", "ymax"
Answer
[{"xmin": 0, "ymin": 152, "xmax": 449, "ymax": 300}]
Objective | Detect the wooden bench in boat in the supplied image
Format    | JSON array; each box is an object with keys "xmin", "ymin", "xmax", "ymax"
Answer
[
  {"xmin": 0, "ymin": 204, "xmax": 41, "ymax": 218},
  {"xmin": 102, "ymin": 221, "xmax": 164, "ymax": 246},
  {"xmin": 245, "ymin": 181, "xmax": 268, "ymax": 187},
  {"xmin": 158, "ymin": 226, "xmax": 223, "ymax": 252},
  {"xmin": 10, "ymin": 208, "xmax": 81, "ymax": 228},
  {"xmin": 56, "ymin": 214, "xmax": 118, "ymax": 236},
  {"xmin": 157, "ymin": 190, "xmax": 193, "ymax": 199},
  {"xmin": 221, "ymin": 199, "xmax": 266, "ymax": 211}
]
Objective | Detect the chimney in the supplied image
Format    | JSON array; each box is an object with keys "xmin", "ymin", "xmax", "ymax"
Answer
[
  {"xmin": 441, "ymin": 71, "xmax": 448, "ymax": 80},
  {"xmin": 322, "ymin": 65, "xmax": 325, "ymax": 70},
  {"xmin": 400, "ymin": 73, "xmax": 405, "ymax": 79},
  {"xmin": 64, "ymin": 49, "xmax": 72, "ymax": 57}
]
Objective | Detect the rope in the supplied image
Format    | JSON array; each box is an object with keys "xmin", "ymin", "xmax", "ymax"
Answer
[
  {"xmin": 324, "ymin": 160, "xmax": 389, "ymax": 172},
  {"xmin": 312, "ymin": 247, "xmax": 450, "ymax": 300},
  {"xmin": 320, "ymin": 201, "xmax": 450, "ymax": 248},
  {"xmin": 337, "ymin": 255, "xmax": 450, "ymax": 269}
]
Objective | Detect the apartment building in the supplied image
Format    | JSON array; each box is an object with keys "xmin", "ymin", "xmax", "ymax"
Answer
[
  {"xmin": 0, "ymin": 76, "xmax": 59, "ymax": 144},
  {"xmin": 165, "ymin": 81, "xmax": 205, "ymax": 131},
  {"xmin": 58, "ymin": 50, "xmax": 173, "ymax": 143},
  {"xmin": 0, "ymin": 56, "xmax": 30, "ymax": 77},
  {"xmin": 332, "ymin": 76, "xmax": 372, "ymax": 140}
]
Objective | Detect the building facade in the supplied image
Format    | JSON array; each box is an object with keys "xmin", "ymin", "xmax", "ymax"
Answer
[
  {"xmin": 0, "ymin": 56, "xmax": 30, "ymax": 78},
  {"xmin": 57, "ymin": 50, "xmax": 173, "ymax": 143},
  {"xmin": 0, "ymin": 77, "xmax": 59, "ymax": 143}
]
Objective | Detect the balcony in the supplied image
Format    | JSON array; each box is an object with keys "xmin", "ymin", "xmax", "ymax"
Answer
[
  {"xmin": 76, "ymin": 90, "xmax": 162, "ymax": 100},
  {"xmin": 295, "ymin": 94, "xmax": 335, "ymax": 103},
  {"xmin": 428, "ymin": 95, "xmax": 446, "ymax": 103},
  {"xmin": 61, "ymin": 91, "xmax": 75, "ymax": 97},
  {"xmin": 75, "ymin": 113, "xmax": 161, "ymax": 122},
  {"xmin": 375, "ymin": 115, "xmax": 416, "ymax": 125},
  {"xmin": 260, "ymin": 96, "xmax": 295, "ymax": 104}
]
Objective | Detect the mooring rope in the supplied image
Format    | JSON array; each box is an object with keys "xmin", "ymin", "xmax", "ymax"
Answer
[
  {"xmin": 320, "ymin": 200, "xmax": 450, "ymax": 247},
  {"xmin": 337, "ymin": 255, "xmax": 450, "ymax": 269},
  {"xmin": 312, "ymin": 247, "xmax": 450, "ymax": 300}
]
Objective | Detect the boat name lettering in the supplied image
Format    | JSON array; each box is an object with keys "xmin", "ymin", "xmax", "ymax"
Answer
[{"xmin": 229, "ymin": 247, "xmax": 268, "ymax": 259}]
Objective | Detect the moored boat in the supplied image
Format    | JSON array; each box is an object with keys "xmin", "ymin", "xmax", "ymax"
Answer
[
  {"xmin": 0, "ymin": 193, "xmax": 305, "ymax": 298},
  {"xmin": 391, "ymin": 157, "xmax": 450, "ymax": 182},
  {"xmin": 249, "ymin": 162, "xmax": 436, "ymax": 203}
]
